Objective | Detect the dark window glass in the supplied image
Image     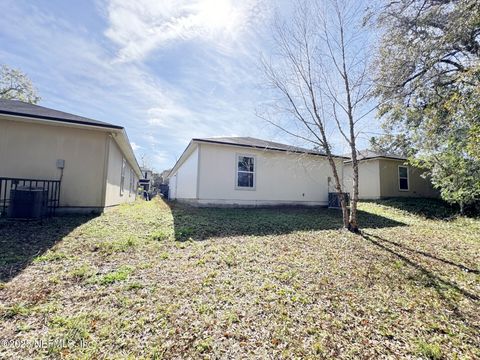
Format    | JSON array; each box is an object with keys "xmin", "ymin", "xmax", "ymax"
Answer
[
  {"xmin": 399, "ymin": 178, "xmax": 408, "ymax": 190},
  {"xmin": 237, "ymin": 155, "xmax": 254, "ymax": 188},
  {"xmin": 238, "ymin": 172, "xmax": 254, "ymax": 187},
  {"xmin": 399, "ymin": 166, "xmax": 408, "ymax": 190},
  {"xmin": 238, "ymin": 156, "xmax": 254, "ymax": 172}
]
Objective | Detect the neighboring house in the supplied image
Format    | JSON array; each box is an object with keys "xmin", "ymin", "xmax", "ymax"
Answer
[
  {"xmin": 139, "ymin": 167, "xmax": 154, "ymax": 192},
  {"xmin": 343, "ymin": 150, "xmax": 438, "ymax": 199},
  {"xmin": 168, "ymin": 137, "xmax": 346, "ymax": 207},
  {"xmin": 159, "ymin": 169, "xmax": 171, "ymax": 185},
  {"xmin": 0, "ymin": 99, "xmax": 141, "ymax": 214},
  {"xmin": 157, "ymin": 169, "xmax": 171, "ymax": 198}
]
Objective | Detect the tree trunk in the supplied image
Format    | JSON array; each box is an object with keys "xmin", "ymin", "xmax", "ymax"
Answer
[
  {"xmin": 339, "ymin": 22, "xmax": 360, "ymax": 234},
  {"xmin": 326, "ymin": 156, "xmax": 349, "ymax": 229},
  {"xmin": 348, "ymin": 154, "xmax": 360, "ymax": 233}
]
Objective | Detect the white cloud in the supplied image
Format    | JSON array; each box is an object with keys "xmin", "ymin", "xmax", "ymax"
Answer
[
  {"xmin": 147, "ymin": 106, "xmax": 192, "ymax": 127},
  {"xmin": 152, "ymin": 151, "xmax": 169, "ymax": 168},
  {"xmin": 130, "ymin": 142, "xmax": 141, "ymax": 151},
  {"xmin": 142, "ymin": 134, "xmax": 162, "ymax": 146},
  {"xmin": 0, "ymin": 0, "xmax": 279, "ymax": 171},
  {"xmin": 104, "ymin": 0, "xmax": 266, "ymax": 62}
]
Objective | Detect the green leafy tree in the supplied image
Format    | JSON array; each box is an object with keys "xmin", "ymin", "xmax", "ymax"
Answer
[
  {"xmin": 372, "ymin": 0, "xmax": 480, "ymax": 211},
  {"xmin": 411, "ymin": 145, "xmax": 480, "ymax": 214},
  {"xmin": 0, "ymin": 64, "xmax": 40, "ymax": 104},
  {"xmin": 369, "ymin": 133, "xmax": 412, "ymax": 157}
]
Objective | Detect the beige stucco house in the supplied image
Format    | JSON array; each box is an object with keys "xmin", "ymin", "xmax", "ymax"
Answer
[
  {"xmin": 0, "ymin": 99, "xmax": 141, "ymax": 214},
  {"xmin": 343, "ymin": 150, "xmax": 438, "ymax": 199},
  {"xmin": 168, "ymin": 137, "xmax": 346, "ymax": 207},
  {"xmin": 169, "ymin": 138, "xmax": 439, "ymax": 207}
]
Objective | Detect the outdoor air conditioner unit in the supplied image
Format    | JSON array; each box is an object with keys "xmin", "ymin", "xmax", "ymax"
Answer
[
  {"xmin": 328, "ymin": 192, "xmax": 350, "ymax": 209},
  {"xmin": 8, "ymin": 186, "xmax": 48, "ymax": 219}
]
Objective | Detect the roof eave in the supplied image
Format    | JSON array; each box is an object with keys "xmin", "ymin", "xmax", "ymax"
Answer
[
  {"xmin": 111, "ymin": 128, "xmax": 142, "ymax": 177},
  {"xmin": 0, "ymin": 110, "xmax": 123, "ymax": 130},
  {"xmin": 167, "ymin": 140, "xmax": 196, "ymax": 178},
  {"xmin": 344, "ymin": 156, "xmax": 407, "ymax": 163},
  {"xmin": 192, "ymin": 138, "xmax": 347, "ymax": 159}
]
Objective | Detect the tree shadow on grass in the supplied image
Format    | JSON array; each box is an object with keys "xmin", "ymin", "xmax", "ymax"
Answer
[
  {"xmin": 0, "ymin": 215, "xmax": 96, "ymax": 282},
  {"xmin": 168, "ymin": 203, "xmax": 406, "ymax": 241},
  {"xmin": 364, "ymin": 198, "xmax": 457, "ymax": 220},
  {"xmin": 361, "ymin": 232, "xmax": 480, "ymax": 333},
  {"xmin": 365, "ymin": 232, "xmax": 479, "ymax": 275}
]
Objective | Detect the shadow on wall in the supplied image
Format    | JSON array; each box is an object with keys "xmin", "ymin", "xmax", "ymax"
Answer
[
  {"xmin": 167, "ymin": 202, "xmax": 406, "ymax": 241},
  {"xmin": 0, "ymin": 215, "xmax": 97, "ymax": 282}
]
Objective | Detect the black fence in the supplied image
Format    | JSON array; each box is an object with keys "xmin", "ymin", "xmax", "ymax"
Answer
[
  {"xmin": 0, "ymin": 177, "xmax": 61, "ymax": 218},
  {"xmin": 158, "ymin": 184, "xmax": 169, "ymax": 198}
]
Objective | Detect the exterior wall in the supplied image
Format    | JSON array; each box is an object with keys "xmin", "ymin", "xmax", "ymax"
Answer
[
  {"xmin": 104, "ymin": 137, "xmax": 138, "ymax": 206},
  {"xmin": 169, "ymin": 172, "xmax": 177, "ymax": 199},
  {"xmin": 344, "ymin": 160, "xmax": 381, "ymax": 200},
  {"xmin": 170, "ymin": 146, "xmax": 198, "ymax": 200},
  {"xmin": 379, "ymin": 159, "xmax": 439, "ymax": 198},
  {"xmin": 0, "ymin": 118, "xmax": 107, "ymax": 208},
  {"xmin": 194, "ymin": 143, "xmax": 341, "ymax": 206}
]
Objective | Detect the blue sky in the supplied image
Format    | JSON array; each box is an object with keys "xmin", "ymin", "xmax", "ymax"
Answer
[{"xmin": 0, "ymin": 0, "xmax": 378, "ymax": 171}]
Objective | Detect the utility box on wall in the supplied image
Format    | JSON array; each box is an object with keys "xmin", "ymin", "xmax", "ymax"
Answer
[{"xmin": 56, "ymin": 159, "xmax": 65, "ymax": 169}]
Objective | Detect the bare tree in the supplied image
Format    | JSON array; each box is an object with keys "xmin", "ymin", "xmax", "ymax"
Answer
[
  {"xmin": 258, "ymin": 0, "xmax": 373, "ymax": 232},
  {"xmin": 140, "ymin": 153, "xmax": 152, "ymax": 170}
]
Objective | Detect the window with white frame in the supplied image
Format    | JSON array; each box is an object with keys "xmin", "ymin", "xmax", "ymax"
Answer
[
  {"xmin": 236, "ymin": 155, "xmax": 255, "ymax": 189},
  {"xmin": 398, "ymin": 166, "xmax": 409, "ymax": 191},
  {"xmin": 120, "ymin": 158, "xmax": 126, "ymax": 196}
]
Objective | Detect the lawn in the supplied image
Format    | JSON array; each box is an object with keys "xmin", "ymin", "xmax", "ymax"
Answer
[{"xmin": 0, "ymin": 198, "xmax": 479, "ymax": 359}]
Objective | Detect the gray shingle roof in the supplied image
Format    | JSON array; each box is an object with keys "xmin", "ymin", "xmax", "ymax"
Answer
[
  {"xmin": 0, "ymin": 99, "xmax": 122, "ymax": 129},
  {"xmin": 193, "ymin": 136, "xmax": 346, "ymax": 158},
  {"xmin": 344, "ymin": 149, "xmax": 407, "ymax": 162}
]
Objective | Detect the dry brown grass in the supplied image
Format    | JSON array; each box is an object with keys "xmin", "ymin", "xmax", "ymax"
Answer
[{"xmin": 0, "ymin": 198, "xmax": 479, "ymax": 359}]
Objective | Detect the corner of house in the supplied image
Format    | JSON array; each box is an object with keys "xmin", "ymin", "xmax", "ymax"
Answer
[
  {"xmin": 196, "ymin": 143, "xmax": 201, "ymax": 200},
  {"xmin": 100, "ymin": 133, "xmax": 112, "ymax": 208}
]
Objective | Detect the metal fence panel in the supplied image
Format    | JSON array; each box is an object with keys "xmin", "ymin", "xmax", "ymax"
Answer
[{"xmin": 0, "ymin": 177, "xmax": 61, "ymax": 218}]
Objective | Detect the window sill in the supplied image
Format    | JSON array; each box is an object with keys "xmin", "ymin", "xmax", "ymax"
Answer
[{"xmin": 235, "ymin": 186, "xmax": 256, "ymax": 191}]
